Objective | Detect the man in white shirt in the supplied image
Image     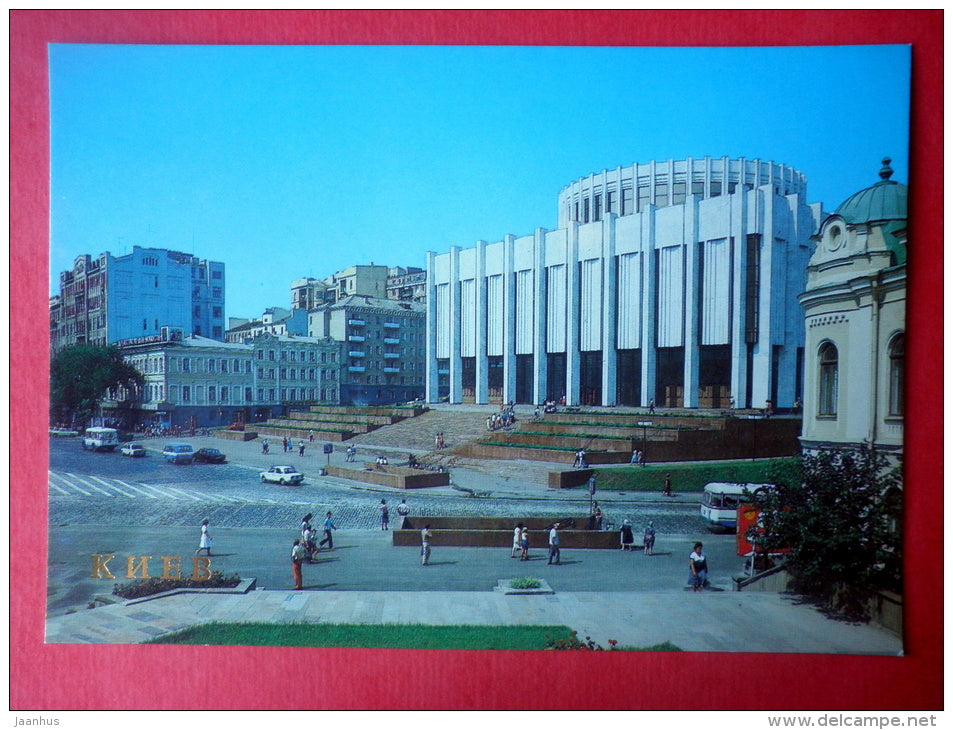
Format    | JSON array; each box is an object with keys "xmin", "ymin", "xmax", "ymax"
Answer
[{"xmin": 548, "ymin": 522, "xmax": 561, "ymax": 565}]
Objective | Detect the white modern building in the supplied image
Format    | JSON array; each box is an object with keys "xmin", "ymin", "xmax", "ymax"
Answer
[
  {"xmin": 799, "ymin": 158, "xmax": 906, "ymax": 459},
  {"xmin": 427, "ymin": 156, "xmax": 822, "ymax": 408}
]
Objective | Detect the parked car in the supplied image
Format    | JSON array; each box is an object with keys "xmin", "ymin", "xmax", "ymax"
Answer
[
  {"xmin": 260, "ymin": 465, "xmax": 304, "ymax": 485},
  {"xmin": 49, "ymin": 427, "xmax": 79, "ymax": 437},
  {"xmin": 194, "ymin": 447, "xmax": 226, "ymax": 464},
  {"xmin": 162, "ymin": 443, "xmax": 194, "ymax": 464},
  {"xmin": 121, "ymin": 442, "xmax": 147, "ymax": 457}
]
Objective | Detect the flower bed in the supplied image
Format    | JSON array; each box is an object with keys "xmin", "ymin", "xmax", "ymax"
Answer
[{"xmin": 113, "ymin": 571, "xmax": 243, "ymax": 600}]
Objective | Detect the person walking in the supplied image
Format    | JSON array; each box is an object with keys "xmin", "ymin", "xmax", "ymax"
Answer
[
  {"xmin": 291, "ymin": 539, "xmax": 307, "ymax": 590},
  {"xmin": 194, "ymin": 519, "xmax": 212, "ymax": 557},
  {"xmin": 511, "ymin": 523, "xmax": 524, "ymax": 558},
  {"xmin": 662, "ymin": 473, "xmax": 673, "ymax": 497},
  {"xmin": 420, "ymin": 525, "xmax": 432, "ymax": 565},
  {"xmin": 689, "ymin": 542, "xmax": 708, "ymax": 592},
  {"xmin": 318, "ymin": 511, "xmax": 337, "ymax": 550},
  {"xmin": 261, "ymin": 439, "xmax": 269, "ymax": 454},
  {"xmin": 379, "ymin": 499, "xmax": 390, "ymax": 530},
  {"xmin": 643, "ymin": 521, "xmax": 656, "ymax": 556},
  {"xmin": 547, "ymin": 522, "xmax": 561, "ymax": 565},
  {"xmin": 519, "ymin": 524, "xmax": 529, "ymax": 561},
  {"xmin": 346, "ymin": 444, "xmax": 356, "ymax": 462},
  {"xmin": 298, "ymin": 440, "xmax": 306, "ymax": 457},
  {"xmin": 396, "ymin": 499, "xmax": 410, "ymax": 524}
]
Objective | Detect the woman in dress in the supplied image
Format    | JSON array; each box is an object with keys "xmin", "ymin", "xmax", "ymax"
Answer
[{"xmin": 195, "ymin": 519, "xmax": 212, "ymax": 556}]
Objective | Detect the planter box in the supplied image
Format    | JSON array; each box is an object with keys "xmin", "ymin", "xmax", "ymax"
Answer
[
  {"xmin": 325, "ymin": 464, "xmax": 450, "ymax": 489},
  {"xmin": 216, "ymin": 430, "xmax": 258, "ymax": 441}
]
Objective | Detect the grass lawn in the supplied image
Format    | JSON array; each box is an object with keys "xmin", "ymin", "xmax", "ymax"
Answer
[
  {"xmin": 144, "ymin": 622, "xmax": 681, "ymax": 651},
  {"xmin": 591, "ymin": 457, "xmax": 798, "ymax": 492}
]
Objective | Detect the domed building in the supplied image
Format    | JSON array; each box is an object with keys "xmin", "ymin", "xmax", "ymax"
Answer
[
  {"xmin": 798, "ymin": 158, "xmax": 906, "ymax": 459},
  {"xmin": 426, "ymin": 156, "xmax": 822, "ymax": 409}
]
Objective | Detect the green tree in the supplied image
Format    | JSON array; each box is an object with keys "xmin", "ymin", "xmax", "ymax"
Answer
[
  {"xmin": 750, "ymin": 443, "xmax": 902, "ymax": 622},
  {"xmin": 50, "ymin": 345, "xmax": 144, "ymax": 428}
]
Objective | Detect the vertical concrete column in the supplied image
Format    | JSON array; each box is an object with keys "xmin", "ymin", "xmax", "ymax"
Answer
[
  {"xmin": 448, "ymin": 246, "xmax": 463, "ymax": 404},
  {"xmin": 475, "ymin": 240, "xmax": 488, "ymax": 404},
  {"xmin": 601, "ymin": 214, "xmax": 618, "ymax": 406},
  {"xmin": 749, "ymin": 186, "xmax": 775, "ymax": 410},
  {"xmin": 502, "ymin": 234, "xmax": 517, "ymax": 404},
  {"xmin": 532, "ymin": 228, "xmax": 548, "ymax": 405},
  {"xmin": 565, "ymin": 223, "xmax": 581, "ymax": 405},
  {"xmin": 730, "ymin": 186, "xmax": 749, "ymax": 407},
  {"xmin": 424, "ymin": 250, "xmax": 440, "ymax": 403},
  {"xmin": 682, "ymin": 199, "xmax": 700, "ymax": 408},
  {"xmin": 639, "ymin": 208, "xmax": 657, "ymax": 407}
]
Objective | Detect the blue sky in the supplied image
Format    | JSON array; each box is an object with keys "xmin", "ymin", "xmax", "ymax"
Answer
[{"xmin": 49, "ymin": 44, "xmax": 911, "ymax": 320}]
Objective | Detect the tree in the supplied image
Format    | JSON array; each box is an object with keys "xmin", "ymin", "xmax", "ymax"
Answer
[
  {"xmin": 50, "ymin": 345, "xmax": 145, "ymax": 428},
  {"xmin": 750, "ymin": 443, "xmax": 902, "ymax": 622}
]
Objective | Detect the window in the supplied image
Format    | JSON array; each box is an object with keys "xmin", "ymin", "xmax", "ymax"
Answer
[
  {"xmin": 182, "ymin": 386, "xmax": 191, "ymax": 403},
  {"xmin": 818, "ymin": 342, "xmax": 838, "ymax": 417},
  {"xmin": 888, "ymin": 334, "xmax": 904, "ymax": 416},
  {"xmin": 208, "ymin": 387, "xmax": 216, "ymax": 402},
  {"xmin": 221, "ymin": 387, "xmax": 228, "ymax": 403},
  {"xmin": 182, "ymin": 358, "xmax": 190, "ymax": 373},
  {"xmin": 583, "ymin": 198, "xmax": 590, "ymax": 223},
  {"xmin": 593, "ymin": 194, "xmax": 602, "ymax": 221}
]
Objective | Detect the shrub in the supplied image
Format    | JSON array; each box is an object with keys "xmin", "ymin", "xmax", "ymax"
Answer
[
  {"xmin": 113, "ymin": 571, "xmax": 242, "ymax": 599},
  {"xmin": 509, "ymin": 577, "xmax": 542, "ymax": 590}
]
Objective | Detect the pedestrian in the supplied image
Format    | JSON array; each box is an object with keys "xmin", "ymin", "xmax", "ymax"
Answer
[
  {"xmin": 309, "ymin": 429, "xmax": 315, "ymax": 443},
  {"xmin": 319, "ymin": 511, "xmax": 337, "ymax": 550},
  {"xmin": 620, "ymin": 519, "xmax": 634, "ymax": 550},
  {"xmin": 511, "ymin": 522, "xmax": 524, "ymax": 558},
  {"xmin": 630, "ymin": 449, "xmax": 640, "ymax": 464},
  {"xmin": 262, "ymin": 439, "xmax": 269, "ymax": 454},
  {"xmin": 298, "ymin": 440, "xmax": 305, "ymax": 457},
  {"xmin": 662, "ymin": 473, "xmax": 673, "ymax": 497},
  {"xmin": 648, "ymin": 399, "xmax": 655, "ymax": 414},
  {"xmin": 689, "ymin": 542, "xmax": 708, "ymax": 592},
  {"xmin": 380, "ymin": 499, "xmax": 389, "ymax": 530},
  {"xmin": 643, "ymin": 521, "xmax": 656, "ymax": 556},
  {"xmin": 519, "ymin": 524, "xmax": 529, "ymax": 561},
  {"xmin": 194, "ymin": 519, "xmax": 212, "ymax": 556},
  {"xmin": 291, "ymin": 539, "xmax": 307, "ymax": 590},
  {"xmin": 421, "ymin": 524, "xmax": 432, "ymax": 565},
  {"xmin": 396, "ymin": 498, "xmax": 410, "ymax": 519},
  {"xmin": 346, "ymin": 444, "xmax": 356, "ymax": 462},
  {"xmin": 302, "ymin": 522, "xmax": 317, "ymax": 561},
  {"xmin": 547, "ymin": 522, "xmax": 561, "ymax": 565},
  {"xmin": 591, "ymin": 501, "xmax": 603, "ymax": 530}
]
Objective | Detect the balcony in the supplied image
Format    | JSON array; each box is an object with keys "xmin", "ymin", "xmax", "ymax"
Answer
[
  {"xmin": 383, "ymin": 322, "xmax": 400, "ymax": 329},
  {"xmin": 348, "ymin": 319, "xmax": 366, "ymax": 327},
  {"xmin": 384, "ymin": 352, "xmax": 400, "ymax": 359},
  {"xmin": 348, "ymin": 351, "xmax": 366, "ymax": 358},
  {"xmin": 383, "ymin": 367, "xmax": 401, "ymax": 374},
  {"xmin": 383, "ymin": 338, "xmax": 400, "ymax": 345},
  {"xmin": 347, "ymin": 335, "xmax": 365, "ymax": 342},
  {"xmin": 348, "ymin": 366, "xmax": 366, "ymax": 373}
]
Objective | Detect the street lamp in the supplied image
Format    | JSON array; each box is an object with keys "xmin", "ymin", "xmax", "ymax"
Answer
[{"xmin": 637, "ymin": 421, "xmax": 652, "ymax": 467}]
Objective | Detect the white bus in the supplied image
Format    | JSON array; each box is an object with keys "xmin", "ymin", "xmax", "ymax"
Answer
[
  {"xmin": 699, "ymin": 482, "xmax": 771, "ymax": 531},
  {"xmin": 82, "ymin": 427, "xmax": 120, "ymax": 452}
]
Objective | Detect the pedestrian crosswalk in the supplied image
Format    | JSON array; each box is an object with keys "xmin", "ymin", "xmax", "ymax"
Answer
[{"xmin": 48, "ymin": 471, "xmax": 278, "ymax": 504}]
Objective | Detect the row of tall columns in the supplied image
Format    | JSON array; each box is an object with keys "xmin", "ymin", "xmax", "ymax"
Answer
[{"xmin": 428, "ymin": 188, "xmax": 790, "ymax": 408}]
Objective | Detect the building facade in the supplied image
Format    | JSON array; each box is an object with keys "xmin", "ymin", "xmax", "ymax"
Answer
[
  {"xmin": 225, "ymin": 307, "xmax": 308, "ymax": 343},
  {"xmin": 308, "ymin": 295, "xmax": 426, "ymax": 405},
  {"xmin": 427, "ymin": 156, "xmax": 821, "ymax": 408},
  {"xmin": 115, "ymin": 330, "xmax": 341, "ymax": 429},
  {"xmin": 50, "ymin": 246, "xmax": 226, "ymax": 353},
  {"xmin": 799, "ymin": 159, "xmax": 906, "ymax": 459}
]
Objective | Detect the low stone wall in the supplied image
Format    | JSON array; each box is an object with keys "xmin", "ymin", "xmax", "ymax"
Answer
[
  {"xmin": 307, "ymin": 405, "xmax": 428, "ymax": 418},
  {"xmin": 393, "ymin": 528, "xmax": 621, "ymax": 549},
  {"xmin": 215, "ymin": 430, "xmax": 258, "ymax": 441},
  {"xmin": 548, "ymin": 469, "xmax": 595, "ymax": 489},
  {"xmin": 252, "ymin": 425, "xmax": 353, "ymax": 442},
  {"xmin": 325, "ymin": 464, "xmax": 450, "ymax": 489},
  {"xmin": 400, "ymin": 516, "xmax": 587, "ymax": 531}
]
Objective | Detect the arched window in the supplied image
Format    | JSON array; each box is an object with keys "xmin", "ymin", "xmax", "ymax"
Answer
[
  {"xmin": 888, "ymin": 333, "xmax": 904, "ymax": 416},
  {"xmin": 818, "ymin": 342, "xmax": 838, "ymax": 417}
]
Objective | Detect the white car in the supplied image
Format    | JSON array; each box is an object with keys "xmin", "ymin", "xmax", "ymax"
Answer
[
  {"xmin": 260, "ymin": 465, "xmax": 304, "ymax": 485},
  {"xmin": 121, "ymin": 442, "xmax": 147, "ymax": 457}
]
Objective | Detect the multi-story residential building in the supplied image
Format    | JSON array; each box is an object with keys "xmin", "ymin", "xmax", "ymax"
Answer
[
  {"xmin": 225, "ymin": 307, "xmax": 308, "ymax": 343},
  {"xmin": 427, "ymin": 156, "xmax": 820, "ymax": 408},
  {"xmin": 114, "ymin": 329, "xmax": 341, "ymax": 429},
  {"xmin": 50, "ymin": 246, "xmax": 225, "ymax": 353},
  {"xmin": 290, "ymin": 277, "xmax": 337, "ymax": 310},
  {"xmin": 308, "ymin": 295, "xmax": 426, "ymax": 405},
  {"xmin": 386, "ymin": 266, "xmax": 427, "ymax": 302}
]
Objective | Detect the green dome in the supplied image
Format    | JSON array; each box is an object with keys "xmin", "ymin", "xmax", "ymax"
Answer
[{"xmin": 834, "ymin": 158, "xmax": 907, "ymax": 225}]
